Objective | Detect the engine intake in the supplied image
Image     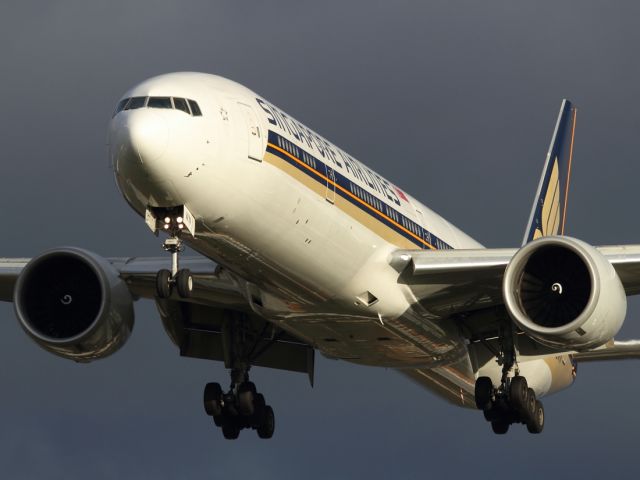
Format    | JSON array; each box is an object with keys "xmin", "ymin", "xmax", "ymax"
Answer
[
  {"xmin": 13, "ymin": 248, "xmax": 134, "ymax": 362},
  {"xmin": 503, "ymin": 236, "xmax": 626, "ymax": 350}
]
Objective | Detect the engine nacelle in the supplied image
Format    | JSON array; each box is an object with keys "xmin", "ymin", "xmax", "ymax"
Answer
[
  {"xmin": 13, "ymin": 248, "xmax": 134, "ymax": 362},
  {"xmin": 503, "ymin": 236, "xmax": 626, "ymax": 350}
]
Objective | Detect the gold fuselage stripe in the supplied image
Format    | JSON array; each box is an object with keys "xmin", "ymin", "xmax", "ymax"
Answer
[{"xmin": 267, "ymin": 142, "xmax": 437, "ymax": 250}]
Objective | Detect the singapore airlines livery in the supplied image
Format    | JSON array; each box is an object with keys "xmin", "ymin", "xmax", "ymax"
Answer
[{"xmin": 3, "ymin": 72, "xmax": 640, "ymax": 438}]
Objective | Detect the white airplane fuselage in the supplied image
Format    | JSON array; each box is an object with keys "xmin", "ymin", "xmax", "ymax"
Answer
[{"xmin": 109, "ymin": 72, "xmax": 575, "ymax": 407}]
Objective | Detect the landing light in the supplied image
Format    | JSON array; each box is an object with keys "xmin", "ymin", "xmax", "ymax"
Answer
[
  {"xmin": 177, "ymin": 216, "xmax": 183, "ymax": 223},
  {"xmin": 178, "ymin": 223, "xmax": 184, "ymax": 229},
  {"xmin": 164, "ymin": 217, "xmax": 171, "ymax": 224}
]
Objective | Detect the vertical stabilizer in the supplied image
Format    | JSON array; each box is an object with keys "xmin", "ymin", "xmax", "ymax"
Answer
[{"xmin": 522, "ymin": 100, "xmax": 577, "ymax": 245}]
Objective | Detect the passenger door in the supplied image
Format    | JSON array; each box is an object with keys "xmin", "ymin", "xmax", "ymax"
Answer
[
  {"xmin": 325, "ymin": 165, "xmax": 336, "ymax": 204},
  {"xmin": 237, "ymin": 103, "xmax": 263, "ymax": 161}
]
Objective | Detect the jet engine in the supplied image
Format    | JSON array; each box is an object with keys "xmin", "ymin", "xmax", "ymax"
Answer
[
  {"xmin": 13, "ymin": 248, "xmax": 134, "ymax": 362},
  {"xmin": 503, "ymin": 236, "xmax": 626, "ymax": 350}
]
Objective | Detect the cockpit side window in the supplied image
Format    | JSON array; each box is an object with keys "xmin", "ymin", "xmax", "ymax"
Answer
[
  {"xmin": 125, "ymin": 96, "xmax": 147, "ymax": 110},
  {"xmin": 113, "ymin": 98, "xmax": 131, "ymax": 116},
  {"xmin": 147, "ymin": 96, "xmax": 172, "ymax": 109},
  {"xmin": 173, "ymin": 97, "xmax": 190, "ymax": 114},
  {"xmin": 188, "ymin": 100, "xmax": 202, "ymax": 116}
]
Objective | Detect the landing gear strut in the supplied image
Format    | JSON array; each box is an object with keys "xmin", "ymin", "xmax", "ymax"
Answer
[
  {"xmin": 474, "ymin": 326, "xmax": 545, "ymax": 434},
  {"xmin": 202, "ymin": 312, "xmax": 276, "ymax": 439},
  {"xmin": 155, "ymin": 234, "xmax": 193, "ymax": 299}
]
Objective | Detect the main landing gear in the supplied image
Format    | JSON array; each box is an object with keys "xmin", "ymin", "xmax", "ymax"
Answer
[
  {"xmin": 202, "ymin": 312, "xmax": 276, "ymax": 439},
  {"xmin": 155, "ymin": 231, "xmax": 193, "ymax": 299},
  {"xmin": 474, "ymin": 328, "xmax": 545, "ymax": 435},
  {"xmin": 203, "ymin": 368, "xmax": 275, "ymax": 440}
]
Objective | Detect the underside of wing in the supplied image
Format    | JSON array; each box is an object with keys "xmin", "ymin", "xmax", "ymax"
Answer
[
  {"xmin": 1, "ymin": 251, "xmax": 314, "ymax": 380},
  {"xmin": 572, "ymin": 340, "xmax": 640, "ymax": 362},
  {"xmin": 391, "ymin": 248, "xmax": 514, "ymax": 319},
  {"xmin": 392, "ymin": 243, "xmax": 640, "ymax": 360}
]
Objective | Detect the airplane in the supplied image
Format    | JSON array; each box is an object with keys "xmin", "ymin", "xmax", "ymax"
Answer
[{"xmin": 2, "ymin": 72, "xmax": 640, "ymax": 439}]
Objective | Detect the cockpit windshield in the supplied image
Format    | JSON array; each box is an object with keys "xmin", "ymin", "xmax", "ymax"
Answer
[
  {"xmin": 125, "ymin": 97, "xmax": 146, "ymax": 110},
  {"xmin": 113, "ymin": 96, "xmax": 203, "ymax": 117}
]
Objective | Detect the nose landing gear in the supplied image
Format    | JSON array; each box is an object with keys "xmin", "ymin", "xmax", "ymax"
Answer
[
  {"xmin": 145, "ymin": 206, "xmax": 196, "ymax": 299},
  {"xmin": 155, "ymin": 236, "xmax": 193, "ymax": 299}
]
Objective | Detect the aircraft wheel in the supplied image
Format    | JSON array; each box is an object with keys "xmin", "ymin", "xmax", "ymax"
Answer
[
  {"xmin": 526, "ymin": 400, "xmax": 545, "ymax": 434},
  {"xmin": 213, "ymin": 415, "xmax": 224, "ymax": 427},
  {"xmin": 509, "ymin": 376, "xmax": 528, "ymax": 412},
  {"xmin": 156, "ymin": 269, "xmax": 172, "ymax": 298},
  {"xmin": 222, "ymin": 422, "xmax": 240, "ymax": 440},
  {"xmin": 491, "ymin": 420, "xmax": 510, "ymax": 434},
  {"xmin": 257, "ymin": 405, "xmax": 275, "ymax": 439},
  {"xmin": 253, "ymin": 393, "xmax": 266, "ymax": 418},
  {"xmin": 238, "ymin": 383, "xmax": 256, "ymax": 416},
  {"xmin": 474, "ymin": 377, "xmax": 493, "ymax": 410},
  {"xmin": 176, "ymin": 268, "xmax": 193, "ymax": 298},
  {"xmin": 203, "ymin": 382, "xmax": 223, "ymax": 417},
  {"xmin": 524, "ymin": 388, "xmax": 536, "ymax": 422}
]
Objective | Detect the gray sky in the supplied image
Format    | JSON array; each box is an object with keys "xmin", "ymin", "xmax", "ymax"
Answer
[{"xmin": 2, "ymin": 1, "xmax": 640, "ymax": 478}]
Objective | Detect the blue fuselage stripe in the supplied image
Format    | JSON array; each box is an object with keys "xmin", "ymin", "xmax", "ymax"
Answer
[{"xmin": 266, "ymin": 130, "xmax": 452, "ymax": 250}]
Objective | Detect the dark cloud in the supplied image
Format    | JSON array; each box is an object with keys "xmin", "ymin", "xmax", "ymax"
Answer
[{"xmin": 1, "ymin": 1, "xmax": 640, "ymax": 477}]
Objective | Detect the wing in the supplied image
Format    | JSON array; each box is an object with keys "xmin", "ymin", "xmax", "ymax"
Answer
[
  {"xmin": 0, "ymin": 255, "xmax": 314, "ymax": 381},
  {"xmin": 1, "ymin": 256, "xmax": 246, "ymax": 305},
  {"xmin": 392, "ymin": 245, "xmax": 640, "ymax": 357},
  {"xmin": 395, "ymin": 244, "xmax": 640, "ymax": 296},
  {"xmin": 572, "ymin": 340, "xmax": 640, "ymax": 362}
]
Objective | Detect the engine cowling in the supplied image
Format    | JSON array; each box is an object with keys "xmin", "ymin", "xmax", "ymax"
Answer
[
  {"xmin": 503, "ymin": 236, "xmax": 626, "ymax": 350},
  {"xmin": 13, "ymin": 248, "xmax": 134, "ymax": 362}
]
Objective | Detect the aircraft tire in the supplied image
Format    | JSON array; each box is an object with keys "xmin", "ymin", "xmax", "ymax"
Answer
[
  {"xmin": 213, "ymin": 415, "xmax": 224, "ymax": 427},
  {"xmin": 156, "ymin": 269, "xmax": 172, "ymax": 298},
  {"xmin": 176, "ymin": 268, "xmax": 193, "ymax": 298},
  {"xmin": 509, "ymin": 376, "xmax": 528, "ymax": 412},
  {"xmin": 222, "ymin": 422, "xmax": 240, "ymax": 440},
  {"xmin": 204, "ymin": 382, "xmax": 223, "ymax": 416},
  {"xmin": 474, "ymin": 377, "xmax": 493, "ymax": 410},
  {"xmin": 491, "ymin": 420, "xmax": 509, "ymax": 434},
  {"xmin": 526, "ymin": 401, "xmax": 544, "ymax": 434},
  {"xmin": 524, "ymin": 388, "xmax": 536, "ymax": 422},
  {"xmin": 238, "ymin": 383, "xmax": 255, "ymax": 416},
  {"xmin": 257, "ymin": 406, "xmax": 275, "ymax": 439}
]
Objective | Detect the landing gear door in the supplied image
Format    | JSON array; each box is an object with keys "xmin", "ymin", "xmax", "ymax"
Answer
[
  {"xmin": 237, "ymin": 103, "xmax": 263, "ymax": 162},
  {"xmin": 325, "ymin": 165, "xmax": 336, "ymax": 204}
]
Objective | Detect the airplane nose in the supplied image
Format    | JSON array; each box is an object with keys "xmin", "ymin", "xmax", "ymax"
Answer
[{"xmin": 127, "ymin": 110, "xmax": 168, "ymax": 164}]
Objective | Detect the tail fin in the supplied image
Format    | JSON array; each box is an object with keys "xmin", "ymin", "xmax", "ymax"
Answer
[{"xmin": 522, "ymin": 99, "xmax": 578, "ymax": 245}]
